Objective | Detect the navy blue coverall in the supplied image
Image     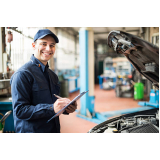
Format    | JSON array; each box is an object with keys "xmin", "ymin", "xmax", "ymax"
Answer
[{"xmin": 10, "ymin": 54, "xmax": 68, "ymax": 133}]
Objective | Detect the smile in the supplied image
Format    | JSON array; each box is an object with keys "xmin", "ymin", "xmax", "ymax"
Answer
[{"xmin": 42, "ymin": 52, "xmax": 52, "ymax": 56}]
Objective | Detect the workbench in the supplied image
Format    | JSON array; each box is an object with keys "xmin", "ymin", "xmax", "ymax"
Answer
[
  {"xmin": 66, "ymin": 76, "xmax": 80, "ymax": 93},
  {"xmin": 98, "ymin": 74, "xmax": 116, "ymax": 89}
]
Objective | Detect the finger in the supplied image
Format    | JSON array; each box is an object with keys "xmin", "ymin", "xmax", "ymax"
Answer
[
  {"xmin": 58, "ymin": 98, "xmax": 70, "ymax": 102},
  {"xmin": 70, "ymin": 105, "xmax": 77, "ymax": 110},
  {"xmin": 72, "ymin": 101, "xmax": 77, "ymax": 105},
  {"xmin": 57, "ymin": 98, "xmax": 71, "ymax": 105},
  {"xmin": 63, "ymin": 98, "xmax": 71, "ymax": 103},
  {"xmin": 67, "ymin": 105, "xmax": 74, "ymax": 110},
  {"xmin": 65, "ymin": 108, "xmax": 73, "ymax": 113},
  {"xmin": 66, "ymin": 106, "xmax": 76, "ymax": 112},
  {"xmin": 66, "ymin": 105, "xmax": 76, "ymax": 111},
  {"xmin": 72, "ymin": 101, "xmax": 77, "ymax": 107},
  {"xmin": 69, "ymin": 103, "xmax": 77, "ymax": 109},
  {"xmin": 66, "ymin": 109, "xmax": 75, "ymax": 113}
]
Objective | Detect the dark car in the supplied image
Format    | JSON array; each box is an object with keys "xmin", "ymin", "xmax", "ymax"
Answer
[{"xmin": 88, "ymin": 31, "xmax": 159, "ymax": 133}]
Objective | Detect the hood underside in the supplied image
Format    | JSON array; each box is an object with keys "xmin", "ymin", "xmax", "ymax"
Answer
[{"xmin": 107, "ymin": 30, "xmax": 159, "ymax": 89}]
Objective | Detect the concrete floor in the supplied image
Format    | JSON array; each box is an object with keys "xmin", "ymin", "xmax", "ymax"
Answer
[{"xmin": 59, "ymin": 84, "xmax": 141, "ymax": 133}]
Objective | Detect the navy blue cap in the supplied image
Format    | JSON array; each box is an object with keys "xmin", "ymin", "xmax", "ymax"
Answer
[{"xmin": 34, "ymin": 29, "xmax": 59, "ymax": 43}]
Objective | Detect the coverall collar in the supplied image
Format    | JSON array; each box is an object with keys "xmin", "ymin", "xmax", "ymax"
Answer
[{"xmin": 30, "ymin": 54, "xmax": 49, "ymax": 72}]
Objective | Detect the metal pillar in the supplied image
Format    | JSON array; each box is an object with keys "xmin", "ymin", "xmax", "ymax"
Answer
[
  {"xmin": 77, "ymin": 27, "xmax": 112, "ymax": 124},
  {"xmin": 78, "ymin": 27, "xmax": 95, "ymax": 117}
]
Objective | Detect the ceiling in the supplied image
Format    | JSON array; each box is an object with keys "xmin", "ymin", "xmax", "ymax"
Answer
[
  {"xmin": 71, "ymin": 27, "xmax": 141, "ymax": 43},
  {"xmin": 8, "ymin": 27, "xmax": 141, "ymax": 44}
]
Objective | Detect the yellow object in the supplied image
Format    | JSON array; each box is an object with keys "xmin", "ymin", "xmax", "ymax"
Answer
[{"xmin": 0, "ymin": 113, "xmax": 4, "ymax": 133}]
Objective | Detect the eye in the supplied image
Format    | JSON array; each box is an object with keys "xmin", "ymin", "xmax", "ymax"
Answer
[
  {"xmin": 50, "ymin": 45, "xmax": 55, "ymax": 48},
  {"xmin": 40, "ymin": 43, "xmax": 47, "ymax": 46}
]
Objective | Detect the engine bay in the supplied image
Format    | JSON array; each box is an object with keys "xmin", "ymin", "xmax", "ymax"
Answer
[{"xmin": 88, "ymin": 108, "xmax": 159, "ymax": 133}]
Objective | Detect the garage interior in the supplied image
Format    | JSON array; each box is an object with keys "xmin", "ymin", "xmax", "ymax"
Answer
[{"xmin": 0, "ymin": 27, "xmax": 159, "ymax": 133}]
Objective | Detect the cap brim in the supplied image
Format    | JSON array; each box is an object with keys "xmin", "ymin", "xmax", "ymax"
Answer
[{"xmin": 36, "ymin": 33, "xmax": 59, "ymax": 43}]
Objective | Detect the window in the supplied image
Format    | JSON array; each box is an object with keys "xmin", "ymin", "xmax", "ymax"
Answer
[{"xmin": 56, "ymin": 28, "xmax": 79, "ymax": 70}]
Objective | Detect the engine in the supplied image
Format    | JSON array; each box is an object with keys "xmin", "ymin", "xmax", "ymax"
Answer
[{"xmin": 88, "ymin": 109, "xmax": 159, "ymax": 133}]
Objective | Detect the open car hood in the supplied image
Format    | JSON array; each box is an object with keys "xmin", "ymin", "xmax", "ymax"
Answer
[{"xmin": 107, "ymin": 30, "xmax": 159, "ymax": 89}]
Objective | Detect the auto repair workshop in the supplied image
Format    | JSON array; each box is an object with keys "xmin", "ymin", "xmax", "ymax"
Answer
[{"xmin": 0, "ymin": 27, "xmax": 159, "ymax": 134}]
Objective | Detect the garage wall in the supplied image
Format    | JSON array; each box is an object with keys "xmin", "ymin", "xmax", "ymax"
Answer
[
  {"xmin": 56, "ymin": 28, "xmax": 79, "ymax": 70},
  {"xmin": 6, "ymin": 27, "xmax": 44, "ymax": 71},
  {"xmin": 150, "ymin": 27, "xmax": 159, "ymax": 46}
]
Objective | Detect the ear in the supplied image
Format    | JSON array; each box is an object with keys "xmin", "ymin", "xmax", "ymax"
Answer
[{"xmin": 32, "ymin": 42, "xmax": 36, "ymax": 50}]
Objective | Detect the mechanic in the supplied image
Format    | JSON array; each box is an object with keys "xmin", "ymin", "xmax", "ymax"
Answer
[{"xmin": 10, "ymin": 29, "xmax": 77, "ymax": 133}]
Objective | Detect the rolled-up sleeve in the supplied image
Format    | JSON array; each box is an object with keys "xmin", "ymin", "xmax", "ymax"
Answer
[{"xmin": 11, "ymin": 71, "xmax": 55, "ymax": 120}]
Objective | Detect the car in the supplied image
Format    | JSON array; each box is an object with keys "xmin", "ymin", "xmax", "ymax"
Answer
[{"xmin": 88, "ymin": 30, "xmax": 159, "ymax": 133}]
